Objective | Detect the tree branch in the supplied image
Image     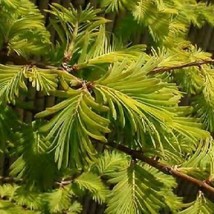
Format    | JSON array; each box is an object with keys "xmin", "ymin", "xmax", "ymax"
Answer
[
  {"xmin": 152, "ymin": 59, "xmax": 214, "ymax": 73},
  {"xmin": 1, "ymin": 49, "xmax": 214, "ymax": 74},
  {"xmin": 2, "ymin": 142, "xmax": 214, "ymax": 198},
  {"xmin": 105, "ymin": 142, "xmax": 214, "ymax": 197}
]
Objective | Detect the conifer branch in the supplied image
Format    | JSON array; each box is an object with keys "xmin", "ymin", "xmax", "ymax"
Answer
[
  {"xmin": 152, "ymin": 59, "xmax": 214, "ymax": 73},
  {"xmin": 0, "ymin": 50, "xmax": 82, "ymax": 85},
  {"xmin": 1, "ymin": 49, "xmax": 214, "ymax": 74},
  {"xmin": 1, "ymin": 142, "xmax": 214, "ymax": 197},
  {"xmin": 105, "ymin": 142, "xmax": 214, "ymax": 197}
]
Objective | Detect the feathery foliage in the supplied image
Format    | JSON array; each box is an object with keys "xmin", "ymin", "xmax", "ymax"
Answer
[{"xmin": 1, "ymin": 0, "xmax": 214, "ymax": 213}]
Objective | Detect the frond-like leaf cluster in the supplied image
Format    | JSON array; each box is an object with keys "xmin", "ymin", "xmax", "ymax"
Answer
[
  {"xmin": 100, "ymin": 0, "xmax": 214, "ymax": 46},
  {"xmin": 0, "ymin": 0, "xmax": 51, "ymax": 57},
  {"xmin": 36, "ymin": 89, "xmax": 110, "ymax": 168}
]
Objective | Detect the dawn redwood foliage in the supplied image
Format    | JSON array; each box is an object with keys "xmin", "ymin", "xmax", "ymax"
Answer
[{"xmin": 1, "ymin": 0, "xmax": 214, "ymax": 213}]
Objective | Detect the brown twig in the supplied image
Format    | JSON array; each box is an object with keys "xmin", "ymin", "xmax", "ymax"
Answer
[
  {"xmin": 0, "ymin": 51, "xmax": 53, "ymax": 69},
  {"xmin": 105, "ymin": 142, "xmax": 214, "ymax": 197},
  {"xmin": 0, "ymin": 176, "xmax": 23, "ymax": 184},
  {"xmin": 152, "ymin": 59, "xmax": 214, "ymax": 73}
]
